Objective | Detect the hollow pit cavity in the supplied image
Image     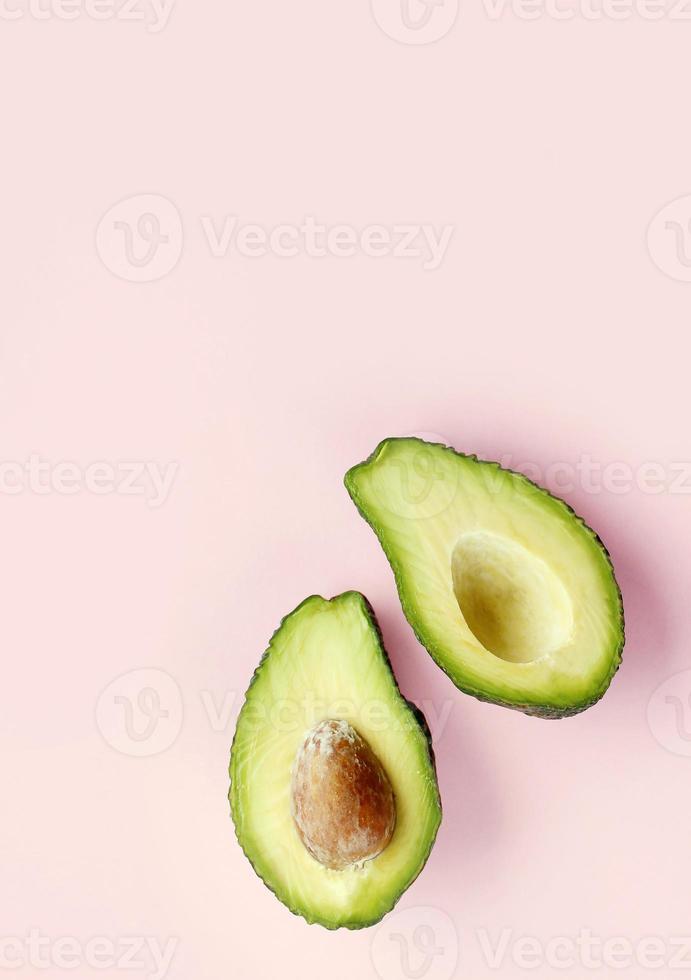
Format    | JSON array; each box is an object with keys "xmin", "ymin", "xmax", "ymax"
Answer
[{"xmin": 451, "ymin": 531, "xmax": 573, "ymax": 664}]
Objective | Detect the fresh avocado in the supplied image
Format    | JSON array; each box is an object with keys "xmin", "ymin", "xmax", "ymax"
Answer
[
  {"xmin": 229, "ymin": 591, "xmax": 442, "ymax": 930},
  {"xmin": 345, "ymin": 438, "xmax": 624, "ymax": 719}
]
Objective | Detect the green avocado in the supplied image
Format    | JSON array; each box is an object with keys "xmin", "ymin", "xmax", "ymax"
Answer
[
  {"xmin": 229, "ymin": 591, "xmax": 442, "ymax": 929},
  {"xmin": 345, "ymin": 438, "xmax": 624, "ymax": 718}
]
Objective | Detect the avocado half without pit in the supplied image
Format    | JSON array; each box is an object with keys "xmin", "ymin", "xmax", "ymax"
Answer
[
  {"xmin": 229, "ymin": 592, "xmax": 441, "ymax": 929},
  {"xmin": 345, "ymin": 438, "xmax": 625, "ymax": 718}
]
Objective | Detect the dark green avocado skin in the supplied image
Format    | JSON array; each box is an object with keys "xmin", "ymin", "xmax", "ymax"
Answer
[
  {"xmin": 345, "ymin": 438, "xmax": 625, "ymax": 721},
  {"xmin": 228, "ymin": 591, "xmax": 442, "ymax": 930}
]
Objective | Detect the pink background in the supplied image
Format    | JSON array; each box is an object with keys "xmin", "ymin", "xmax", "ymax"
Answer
[{"xmin": 2, "ymin": 3, "xmax": 691, "ymax": 979}]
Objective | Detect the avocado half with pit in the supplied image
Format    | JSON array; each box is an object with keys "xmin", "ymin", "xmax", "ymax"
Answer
[
  {"xmin": 345, "ymin": 438, "xmax": 624, "ymax": 718},
  {"xmin": 229, "ymin": 591, "xmax": 442, "ymax": 929}
]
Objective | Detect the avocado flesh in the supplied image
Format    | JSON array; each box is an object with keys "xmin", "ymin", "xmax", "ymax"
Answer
[
  {"xmin": 229, "ymin": 591, "xmax": 442, "ymax": 929},
  {"xmin": 345, "ymin": 438, "xmax": 624, "ymax": 718}
]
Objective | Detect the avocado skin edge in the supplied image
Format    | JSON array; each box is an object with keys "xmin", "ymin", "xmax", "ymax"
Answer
[
  {"xmin": 344, "ymin": 437, "xmax": 625, "ymax": 720},
  {"xmin": 228, "ymin": 590, "xmax": 443, "ymax": 930}
]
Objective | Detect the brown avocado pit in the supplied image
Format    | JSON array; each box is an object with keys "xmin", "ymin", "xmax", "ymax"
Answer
[{"xmin": 290, "ymin": 719, "xmax": 396, "ymax": 871}]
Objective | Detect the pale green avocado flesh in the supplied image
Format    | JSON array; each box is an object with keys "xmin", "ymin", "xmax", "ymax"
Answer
[
  {"xmin": 345, "ymin": 438, "xmax": 624, "ymax": 718},
  {"xmin": 229, "ymin": 591, "xmax": 442, "ymax": 929}
]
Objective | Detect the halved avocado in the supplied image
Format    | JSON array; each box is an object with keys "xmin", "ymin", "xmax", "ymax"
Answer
[
  {"xmin": 345, "ymin": 438, "xmax": 624, "ymax": 718},
  {"xmin": 229, "ymin": 591, "xmax": 442, "ymax": 929}
]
